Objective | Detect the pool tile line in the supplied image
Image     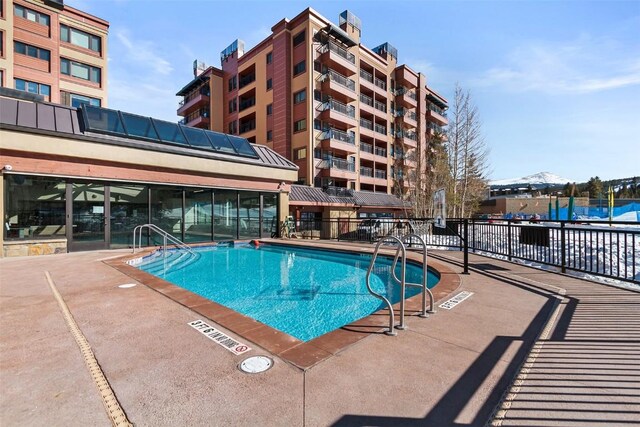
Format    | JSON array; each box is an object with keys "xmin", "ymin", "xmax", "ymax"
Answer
[{"xmin": 104, "ymin": 241, "xmax": 461, "ymax": 370}]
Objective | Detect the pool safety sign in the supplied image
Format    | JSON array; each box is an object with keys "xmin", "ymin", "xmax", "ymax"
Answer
[
  {"xmin": 189, "ymin": 320, "xmax": 251, "ymax": 355},
  {"xmin": 439, "ymin": 291, "xmax": 473, "ymax": 310}
]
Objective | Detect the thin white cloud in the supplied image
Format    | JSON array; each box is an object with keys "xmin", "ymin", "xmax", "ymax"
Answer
[
  {"xmin": 474, "ymin": 35, "xmax": 640, "ymax": 94},
  {"xmin": 115, "ymin": 29, "xmax": 173, "ymax": 76}
]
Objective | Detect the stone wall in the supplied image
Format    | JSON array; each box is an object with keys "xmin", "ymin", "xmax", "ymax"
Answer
[{"xmin": 3, "ymin": 239, "xmax": 67, "ymax": 257}]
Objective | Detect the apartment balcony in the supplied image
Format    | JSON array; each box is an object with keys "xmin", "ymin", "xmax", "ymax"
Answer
[
  {"xmin": 320, "ymin": 128, "xmax": 357, "ymax": 154},
  {"xmin": 317, "ymin": 157, "xmax": 357, "ymax": 180},
  {"xmin": 428, "ymin": 105, "xmax": 448, "ymax": 126},
  {"xmin": 359, "ymin": 117, "xmax": 376, "ymax": 139},
  {"xmin": 394, "ymin": 108, "xmax": 417, "ymax": 127},
  {"xmin": 359, "ymin": 93, "xmax": 376, "ymax": 116},
  {"xmin": 317, "ymin": 99, "xmax": 357, "ymax": 128},
  {"xmin": 374, "ymin": 145, "xmax": 387, "ymax": 160},
  {"xmin": 177, "ymin": 87, "xmax": 210, "ymax": 116},
  {"xmin": 179, "ymin": 108, "xmax": 210, "ymax": 129},
  {"xmin": 395, "ymin": 66, "xmax": 418, "ymax": 89},
  {"xmin": 395, "ymin": 87, "xmax": 418, "ymax": 108},
  {"xmin": 395, "ymin": 130, "xmax": 418, "ymax": 148},
  {"xmin": 238, "ymin": 73, "xmax": 256, "ymax": 91},
  {"xmin": 428, "ymin": 121, "xmax": 445, "ymax": 136},
  {"xmin": 359, "ymin": 141, "xmax": 374, "ymax": 161},
  {"xmin": 359, "ymin": 69, "xmax": 376, "ymax": 93},
  {"xmin": 374, "ymin": 122, "xmax": 387, "ymax": 136},
  {"xmin": 317, "ymin": 41, "xmax": 357, "ymax": 76},
  {"xmin": 320, "ymin": 70, "xmax": 357, "ymax": 102},
  {"xmin": 239, "ymin": 119, "xmax": 256, "ymax": 135}
]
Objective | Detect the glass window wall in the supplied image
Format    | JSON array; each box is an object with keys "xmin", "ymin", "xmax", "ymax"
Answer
[
  {"xmin": 213, "ymin": 190, "xmax": 237, "ymax": 241},
  {"xmin": 110, "ymin": 185, "xmax": 148, "ymax": 248},
  {"xmin": 239, "ymin": 192, "xmax": 260, "ymax": 239},
  {"xmin": 262, "ymin": 193, "xmax": 278, "ymax": 237},
  {"xmin": 4, "ymin": 175, "xmax": 66, "ymax": 240},
  {"xmin": 185, "ymin": 189, "xmax": 213, "ymax": 243},
  {"xmin": 150, "ymin": 187, "xmax": 183, "ymax": 242}
]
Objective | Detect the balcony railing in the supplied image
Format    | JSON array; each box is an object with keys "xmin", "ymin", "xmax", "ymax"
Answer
[
  {"xmin": 318, "ymin": 157, "xmax": 356, "ymax": 172},
  {"xmin": 374, "ymin": 146, "xmax": 387, "ymax": 157},
  {"xmin": 179, "ymin": 86, "xmax": 210, "ymax": 106},
  {"xmin": 360, "ymin": 93, "xmax": 373, "ymax": 107},
  {"xmin": 239, "ymin": 73, "xmax": 256, "ymax": 89},
  {"xmin": 360, "ymin": 117, "xmax": 373, "ymax": 130},
  {"xmin": 360, "ymin": 166, "xmax": 373, "ymax": 177},
  {"xmin": 395, "ymin": 87, "xmax": 417, "ymax": 100},
  {"xmin": 429, "ymin": 103, "xmax": 447, "ymax": 116},
  {"xmin": 318, "ymin": 41, "xmax": 356, "ymax": 64},
  {"xmin": 360, "ymin": 142, "xmax": 373, "ymax": 153},
  {"xmin": 395, "ymin": 130, "xmax": 417, "ymax": 141},
  {"xmin": 374, "ymin": 99, "xmax": 387, "ymax": 113},
  {"xmin": 322, "ymin": 128, "xmax": 355, "ymax": 145},
  {"xmin": 406, "ymin": 110, "xmax": 417, "ymax": 121},
  {"xmin": 317, "ymin": 99, "xmax": 356, "ymax": 118},
  {"xmin": 374, "ymin": 77, "xmax": 387, "ymax": 91},
  {"xmin": 375, "ymin": 169, "xmax": 387, "ymax": 179},
  {"xmin": 322, "ymin": 69, "xmax": 356, "ymax": 91},
  {"xmin": 239, "ymin": 120, "xmax": 256, "ymax": 133},
  {"xmin": 239, "ymin": 97, "xmax": 256, "ymax": 111},
  {"xmin": 374, "ymin": 123, "xmax": 387, "ymax": 135},
  {"xmin": 180, "ymin": 108, "xmax": 210, "ymax": 124},
  {"xmin": 428, "ymin": 122, "xmax": 445, "ymax": 133},
  {"xmin": 360, "ymin": 69, "xmax": 374, "ymax": 83}
]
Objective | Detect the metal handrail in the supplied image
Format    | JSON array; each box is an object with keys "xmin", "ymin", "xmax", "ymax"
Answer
[
  {"xmin": 366, "ymin": 236, "xmax": 406, "ymax": 335},
  {"xmin": 401, "ymin": 233, "xmax": 435, "ymax": 317},
  {"xmin": 132, "ymin": 224, "xmax": 196, "ymax": 258}
]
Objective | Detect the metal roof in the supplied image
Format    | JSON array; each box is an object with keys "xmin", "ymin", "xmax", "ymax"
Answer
[
  {"xmin": 289, "ymin": 185, "xmax": 410, "ymax": 209},
  {"xmin": 0, "ymin": 96, "xmax": 297, "ymax": 171}
]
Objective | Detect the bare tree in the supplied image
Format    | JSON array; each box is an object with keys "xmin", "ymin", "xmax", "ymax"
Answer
[{"xmin": 445, "ymin": 84, "xmax": 489, "ymax": 217}]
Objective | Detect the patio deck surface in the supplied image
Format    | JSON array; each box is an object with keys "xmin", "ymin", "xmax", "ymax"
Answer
[{"xmin": 1, "ymin": 242, "xmax": 638, "ymax": 426}]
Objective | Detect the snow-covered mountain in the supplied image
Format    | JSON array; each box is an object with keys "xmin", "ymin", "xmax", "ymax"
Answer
[{"xmin": 490, "ymin": 172, "xmax": 574, "ymax": 187}]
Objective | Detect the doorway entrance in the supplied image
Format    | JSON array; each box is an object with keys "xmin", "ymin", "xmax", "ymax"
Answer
[{"xmin": 67, "ymin": 183, "xmax": 110, "ymax": 251}]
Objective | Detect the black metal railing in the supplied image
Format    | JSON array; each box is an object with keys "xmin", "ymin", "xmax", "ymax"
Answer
[{"xmin": 285, "ymin": 217, "xmax": 639, "ymax": 284}]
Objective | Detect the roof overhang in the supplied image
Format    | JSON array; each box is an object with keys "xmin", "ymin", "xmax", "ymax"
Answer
[
  {"xmin": 176, "ymin": 75, "xmax": 210, "ymax": 96},
  {"xmin": 322, "ymin": 24, "xmax": 356, "ymax": 47}
]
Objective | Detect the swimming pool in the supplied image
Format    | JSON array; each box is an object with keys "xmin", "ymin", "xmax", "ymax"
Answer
[{"xmin": 138, "ymin": 244, "xmax": 439, "ymax": 342}]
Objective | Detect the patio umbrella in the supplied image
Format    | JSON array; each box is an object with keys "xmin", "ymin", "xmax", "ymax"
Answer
[
  {"xmin": 608, "ymin": 186, "xmax": 614, "ymax": 224},
  {"xmin": 568, "ymin": 183, "xmax": 575, "ymax": 221},
  {"xmin": 555, "ymin": 197, "xmax": 560, "ymax": 221}
]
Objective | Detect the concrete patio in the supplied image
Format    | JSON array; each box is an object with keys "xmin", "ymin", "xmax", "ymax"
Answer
[{"xmin": 1, "ymin": 244, "xmax": 638, "ymax": 426}]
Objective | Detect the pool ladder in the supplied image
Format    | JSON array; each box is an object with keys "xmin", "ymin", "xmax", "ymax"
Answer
[
  {"xmin": 365, "ymin": 234, "xmax": 435, "ymax": 336},
  {"xmin": 132, "ymin": 224, "xmax": 197, "ymax": 257}
]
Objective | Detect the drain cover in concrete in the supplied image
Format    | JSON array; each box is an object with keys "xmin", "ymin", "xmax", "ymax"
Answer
[
  {"xmin": 118, "ymin": 284, "xmax": 137, "ymax": 289},
  {"xmin": 239, "ymin": 356, "xmax": 273, "ymax": 374}
]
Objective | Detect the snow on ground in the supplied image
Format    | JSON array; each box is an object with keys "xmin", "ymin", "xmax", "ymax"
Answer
[
  {"xmin": 409, "ymin": 219, "xmax": 640, "ymax": 290},
  {"xmin": 490, "ymin": 171, "xmax": 574, "ymax": 186}
]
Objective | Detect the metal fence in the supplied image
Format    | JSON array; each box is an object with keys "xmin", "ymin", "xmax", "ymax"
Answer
[{"xmin": 290, "ymin": 217, "xmax": 639, "ymax": 285}]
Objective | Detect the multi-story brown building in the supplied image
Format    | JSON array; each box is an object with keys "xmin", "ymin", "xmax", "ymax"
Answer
[
  {"xmin": 0, "ymin": 0, "xmax": 108, "ymax": 107},
  {"xmin": 177, "ymin": 8, "xmax": 447, "ymax": 201}
]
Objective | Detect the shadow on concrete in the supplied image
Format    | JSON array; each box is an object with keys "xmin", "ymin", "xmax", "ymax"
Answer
[{"xmin": 330, "ymin": 270, "xmax": 558, "ymax": 427}]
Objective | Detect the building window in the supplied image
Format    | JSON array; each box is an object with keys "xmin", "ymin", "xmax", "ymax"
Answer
[
  {"xmin": 266, "ymin": 130, "xmax": 272, "ymax": 141},
  {"xmin": 293, "ymin": 119, "xmax": 306, "ymax": 133},
  {"xmin": 293, "ymin": 89, "xmax": 306, "ymax": 104},
  {"xmin": 295, "ymin": 147, "xmax": 307, "ymax": 160},
  {"xmin": 314, "ymin": 119, "xmax": 322, "ymax": 131},
  {"xmin": 0, "ymin": 31, "xmax": 3, "ymax": 57},
  {"xmin": 293, "ymin": 30, "xmax": 305, "ymax": 46},
  {"xmin": 14, "ymin": 78, "xmax": 50, "ymax": 100},
  {"xmin": 266, "ymin": 78, "xmax": 272, "ymax": 91},
  {"xmin": 228, "ymin": 120, "xmax": 237, "ymax": 134},
  {"xmin": 314, "ymin": 90, "xmax": 321, "ymax": 102},
  {"xmin": 14, "ymin": 41, "xmax": 50, "ymax": 61},
  {"xmin": 228, "ymin": 75, "xmax": 237, "ymax": 92},
  {"xmin": 61, "ymin": 58, "xmax": 101, "ymax": 84},
  {"xmin": 266, "ymin": 103, "xmax": 273, "ymax": 115},
  {"xmin": 228, "ymin": 98, "xmax": 237, "ymax": 113},
  {"xmin": 60, "ymin": 25, "xmax": 101, "ymax": 53},
  {"xmin": 266, "ymin": 52, "xmax": 272, "ymax": 64},
  {"xmin": 14, "ymin": 4, "xmax": 49, "ymax": 26},
  {"xmin": 293, "ymin": 60, "xmax": 305, "ymax": 76},
  {"xmin": 61, "ymin": 91, "xmax": 101, "ymax": 107}
]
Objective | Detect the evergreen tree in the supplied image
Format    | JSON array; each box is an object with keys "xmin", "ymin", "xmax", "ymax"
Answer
[{"xmin": 585, "ymin": 176, "xmax": 603, "ymax": 198}]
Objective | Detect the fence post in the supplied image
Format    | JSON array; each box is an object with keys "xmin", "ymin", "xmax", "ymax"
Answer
[
  {"xmin": 560, "ymin": 222, "xmax": 566, "ymax": 273},
  {"xmin": 471, "ymin": 219, "xmax": 475, "ymax": 253},
  {"xmin": 507, "ymin": 220, "xmax": 512, "ymax": 261},
  {"xmin": 463, "ymin": 219, "xmax": 469, "ymax": 274}
]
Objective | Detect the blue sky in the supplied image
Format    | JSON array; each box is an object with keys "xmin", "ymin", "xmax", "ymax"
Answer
[{"xmin": 67, "ymin": 0, "xmax": 640, "ymax": 183}]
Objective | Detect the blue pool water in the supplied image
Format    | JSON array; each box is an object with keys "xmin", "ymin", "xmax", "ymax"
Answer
[{"xmin": 138, "ymin": 244, "xmax": 439, "ymax": 342}]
